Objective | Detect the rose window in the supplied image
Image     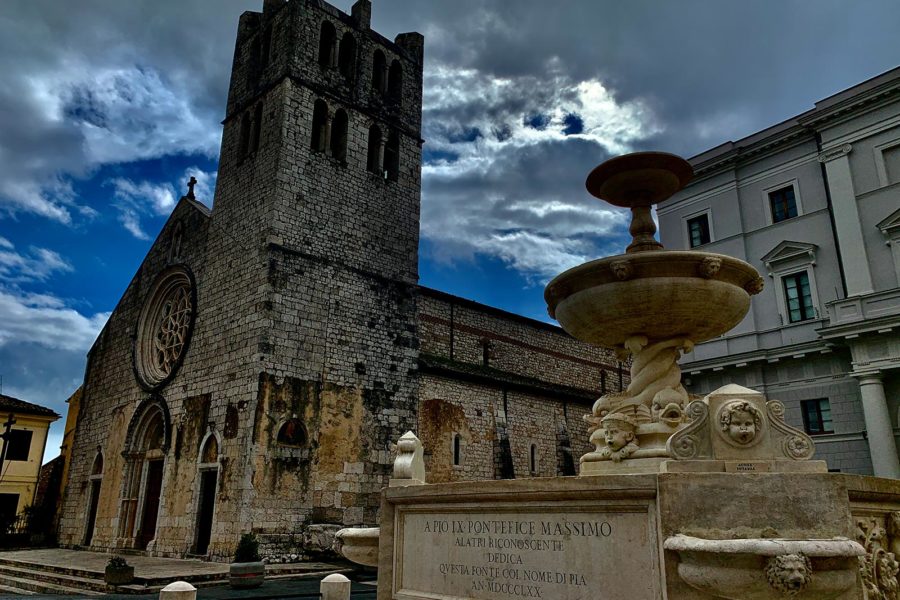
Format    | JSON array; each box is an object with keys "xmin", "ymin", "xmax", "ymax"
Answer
[{"xmin": 135, "ymin": 268, "xmax": 195, "ymax": 389}]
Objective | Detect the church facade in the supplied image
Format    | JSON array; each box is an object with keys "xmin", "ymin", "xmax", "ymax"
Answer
[{"xmin": 57, "ymin": 0, "xmax": 624, "ymax": 560}]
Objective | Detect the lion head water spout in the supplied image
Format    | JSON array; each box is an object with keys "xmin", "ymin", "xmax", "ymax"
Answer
[{"xmin": 545, "ymin": 152, "xmax": 765, "ymax": 473}]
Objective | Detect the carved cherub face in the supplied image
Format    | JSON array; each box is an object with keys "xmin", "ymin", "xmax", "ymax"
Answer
[
  {"xmin": 720, "ymin": 401, "xmax": 763, "ymax": 445},
  {"xmin": 603, "ymin": 422, "xmax": 634, "ymax": 451},
  {"xmin": 729, "ymin": 409, "xmax": 756, "ymax": 444}
]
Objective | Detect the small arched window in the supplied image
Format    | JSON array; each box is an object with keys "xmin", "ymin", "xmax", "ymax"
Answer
[
  {"xmin": 530, "ymin": 444, "xmax": 537, "ymax": 474},
  {"xmin": 251, "ymin": 103, "xmax": 264, "ymax": 153},
  {"xmin": 338, "ymin": 33, "xmax": 357, "ymax": 81},
  {"xmin": 330, "ymin": 109, "xmax": 349, "ymax": 162},
  {"xmin": 371, "ymin": 50, "xmax": 386, "ymax": 94},
  {"xmin": 366, "ymin": 124, "xmax": 382, "ymax": 174},
  {"xmin": 318, "ymin": 21, "xmax": 336, "ymax": 67},
  {"xmin": 311, "ymin": 99, "xmax": 328, "ymax": 153},
  {"xmin": 91, "ymin": 451, "xmax": 104, "ymax": 476},
  {"xmin": 388, "ymin": 60, "xmax": 402, "ymax": 104},
  {"xmin": 239, "ymin": 112, "xmax": 251, "ymax": 160},
  {"xmin": 277, "ymin": 419, "xmax": 308, "ymax": 447},
  {"xmin": 200, "ymin": 435, "xmax": 219, "ymax": 464},
  {"xmin": 452, "ymin": 434, "xmax": 462, "ymax": 466},
  {"xmin": 384, "ymin": 130, "xmax": 400, "ymax": 181}
]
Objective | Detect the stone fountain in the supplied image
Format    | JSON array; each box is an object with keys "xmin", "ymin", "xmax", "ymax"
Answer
[{"xmin": 336, "ymin": 153, "xmax": 900, "ymax": 600}]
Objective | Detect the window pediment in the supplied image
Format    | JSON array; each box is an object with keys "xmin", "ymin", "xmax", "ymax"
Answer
[
  {"xmin": 760, "ymin": 241, "xmax": 817, "ymax": 276},
  {"xmin": 877, "ymin": 207, "xmax": 900, "ymax": 240}
]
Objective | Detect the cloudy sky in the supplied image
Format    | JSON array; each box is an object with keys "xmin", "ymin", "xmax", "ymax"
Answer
[{"xmin": 1, "ymin": 0, "xmax": 899, "ymax": 461}]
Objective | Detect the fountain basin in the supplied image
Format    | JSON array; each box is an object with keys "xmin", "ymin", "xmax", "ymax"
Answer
[
  {"xmin": 663, "ymin": 534, "xmax": 864, "ymax": 600},
  {"xmin": 545, "ymin": 251, "xmax": 762, "ymax": 347},
  {"xmin": 334, "ymin": 527, "xmax": 380, "ymax": 567}
]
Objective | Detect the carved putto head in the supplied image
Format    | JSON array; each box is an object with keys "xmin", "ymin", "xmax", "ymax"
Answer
[
  {"xmin": 601, "ymin": 412, "xmax": 637, "ymax": 451},
  {"xmin": 765, "ymin": 553, "xmax": 812, "ymax": 595},
  {"xmin": 719, "ymin": 400, "xmax": 763, "ymax": 445}
]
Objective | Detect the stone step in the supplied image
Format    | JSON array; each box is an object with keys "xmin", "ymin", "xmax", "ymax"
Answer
[
  {"xmin": 0, "ymin": 556, "xmax": 103, "ymax": 583},
  {"xmin": 0, "ymin": 563, "xmax": 109, "ymax": 592},
  {"xmin": 0, "ymin": 582, "xmax": 37, "ymax": 595},
  {"xmin": 0, "ymin": 572, "xmax": 104, "ymax": 596},
  {"xmin": 0, "ymin": 555, "xmax": 226, "ymax": 588}
]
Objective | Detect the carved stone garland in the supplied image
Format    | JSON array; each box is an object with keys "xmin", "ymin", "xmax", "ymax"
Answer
[{"xmin": 857, "ymin": 513, "xmax": 900, "ymax": 600}]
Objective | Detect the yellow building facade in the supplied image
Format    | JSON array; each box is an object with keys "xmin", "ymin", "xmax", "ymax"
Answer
[{"xmin": 0, "ymin": 394, "xmax": 60, "ymax": 527}]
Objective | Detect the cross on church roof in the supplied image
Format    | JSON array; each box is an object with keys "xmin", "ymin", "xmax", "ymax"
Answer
[{"xmin": 186, "ymin": 176, "xmax": 197, "ymax": 200}]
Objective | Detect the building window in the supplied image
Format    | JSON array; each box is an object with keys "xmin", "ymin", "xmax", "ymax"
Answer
[
  {"xmin": 529, "ymin": 444, "xmax": 537, "ymax": 474},
  {"xmin": 318, "ymin": 21, "xmax": 336, "ymax": 68},
  {"xmin": 366, "ymin": 124, "xmax": 382, "ymax": 173},
  {"xmin": 310, "ymin": 99, "xmax": 328, "ymax": 153},
  {"xmin": 384, "ymin": 130, "xmax": 400, "ymax": 181},
  {"xmin": 452, "ymin": 434, "xmax": 461, "ymax": 466},
  {"xmin": 0, "ymin": 493, "xmax": 19, "ymax": 525},
  {"xmin": 800, "ymin": 399, "xmax": 833, "ymax": 435},
  {"xmin": 387, "ymin": 60, "xmax": 402, "ymax": 104},
  {"xmin": 687, "ymin": 214, "xmax": 711, "ymax": 247},
  {"xmin": 371, "ymin": 50, "xmax": 386, "ymax": 95},
  {"xmin": 769, "ymin": 185, "xmax": 798, "ymax": 223},
  {"xmin": 782, "ymin": 271, "xmax": 815, "ymax": 323},
  {"xmin": 330, "ymin": 109, "xmax": 349, "ymax": 163},
  {"xmin": 4, "ymin": 430, "xmax": 32, "ymax": 461},
  {"xmin": 338, "ymin": 32, "xmax": 357, "ymax": 81}
]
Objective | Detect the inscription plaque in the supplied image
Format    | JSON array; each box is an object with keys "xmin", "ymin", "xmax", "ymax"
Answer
[{"xmin": 395, "ymin": 507, "xmax": 659, "ymax": 600}]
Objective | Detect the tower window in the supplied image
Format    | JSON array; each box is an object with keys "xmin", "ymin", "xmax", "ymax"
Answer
[
  {"xmin": 251, "ymin": 103, "xmax": 263, "ymax": 153},
  {"xmin": 530, "ymin": 444, "xmax": 537, "ymax": 474},
  {"xmin": 388, "ymin": 60, "xmax": 402, "ymax": 104},
  {"xmin": 452, "ymin": 434, "xmax": 462, "ymax": 466},
  {"xmin": 769, "ymin": 185, "xmax": 798, "ymax": 223},
  {"xmin": 366, "ymin": 124, "xmax": 382, "ymax": 174},
  {"xmin": 260, "ymin": 27, "xmax": 272, "ymax": 69},
  {"xmin": 372, "ymin": 50, "xmax": 386, "ymax": 94},
  {"xmin": 311, "ymin": 99, "xmax": 328, "ymax": 153},
  {"xmin": 318, "ymin": 21, "xmax": 336, "ymax": 68},
  {"xmin": 338, "ymin": 32, "xmax": 357, "ymax": 81},
  {"xmin": 331, "ymin": 109, "xmax": 349, "ymax": 163},
  {"xmin": 239, "ymin": 112, "xmax": 251, "ymax": 160},
  {"xmin": 384, "ymin": 130, "xmax": 400, "ymax": 181},
  {"xmin": 782, "ymin": 271, "xmax": 815, "ymax": 323}
]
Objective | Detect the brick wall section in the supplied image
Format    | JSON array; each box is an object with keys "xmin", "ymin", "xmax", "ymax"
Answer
[
  {"xmin": 417, "ymin": 376, "xmax": 594, "ymax": 483},
  {"xmin": 418, "ymin": 287, "xmax": 628, "ymax": 392}
]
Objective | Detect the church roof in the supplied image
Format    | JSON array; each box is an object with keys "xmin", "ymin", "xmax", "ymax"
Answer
[{"xmin": 0, "ymin": 393, "xmax": 60, "ymax": 419}]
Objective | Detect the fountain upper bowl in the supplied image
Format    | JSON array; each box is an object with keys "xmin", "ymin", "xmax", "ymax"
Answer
[{"xmin": 545, "ymin": 251, "xmax": 763, "ymax": 348}]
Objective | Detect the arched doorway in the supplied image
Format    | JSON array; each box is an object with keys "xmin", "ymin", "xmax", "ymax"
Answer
[
  {"xmin": 118, "ymin": 397, "xmax": 170, "ymax": 550},
  {"xmin": 194, "ymin": 432, "xmax": 220, "ymax": 555}
]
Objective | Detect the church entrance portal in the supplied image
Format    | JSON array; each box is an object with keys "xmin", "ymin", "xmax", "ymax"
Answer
[{"xmin": 117, "ymin": 397, "xmax": 171, "ymax": 550}]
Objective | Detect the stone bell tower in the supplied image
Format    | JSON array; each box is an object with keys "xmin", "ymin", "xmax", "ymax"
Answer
[{"xmin": 203, "ymin": 0, "xmax": 425, "ymax": 553}]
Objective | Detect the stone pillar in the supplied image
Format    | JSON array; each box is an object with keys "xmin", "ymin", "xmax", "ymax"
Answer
[
  {"xmin": 320, "ymin": 573, "xmax": 351, "ymax": 600},
  {"xmin": 159, "ymin": 581, "xmax": 196, "ymax": 600},
  {"xmin": 819, "ymin": 144, "xmax": 874, "ymax": 296},
  {"xmin": 857, "ymin": 372, "xmax": 900, "ymax": 478}
]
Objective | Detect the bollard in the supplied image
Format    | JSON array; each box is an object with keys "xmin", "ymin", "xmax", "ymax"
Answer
[
  {"xmin": 320, "ymin": 573, "xmax": 351, "ymax": 600},
  {"xmin": 159, "ymin": 581, "xmax": 197, "ymax": 600}
]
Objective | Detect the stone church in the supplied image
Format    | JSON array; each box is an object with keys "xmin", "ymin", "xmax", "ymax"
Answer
[{"xmin": 57, "ymin": 0, "xmax": 626, "ymax": 560}]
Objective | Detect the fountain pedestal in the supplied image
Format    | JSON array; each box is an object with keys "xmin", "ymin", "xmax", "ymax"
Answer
[{"xmin": 337, "ymin": 153, "xmax": 900, "ymax": 600}]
